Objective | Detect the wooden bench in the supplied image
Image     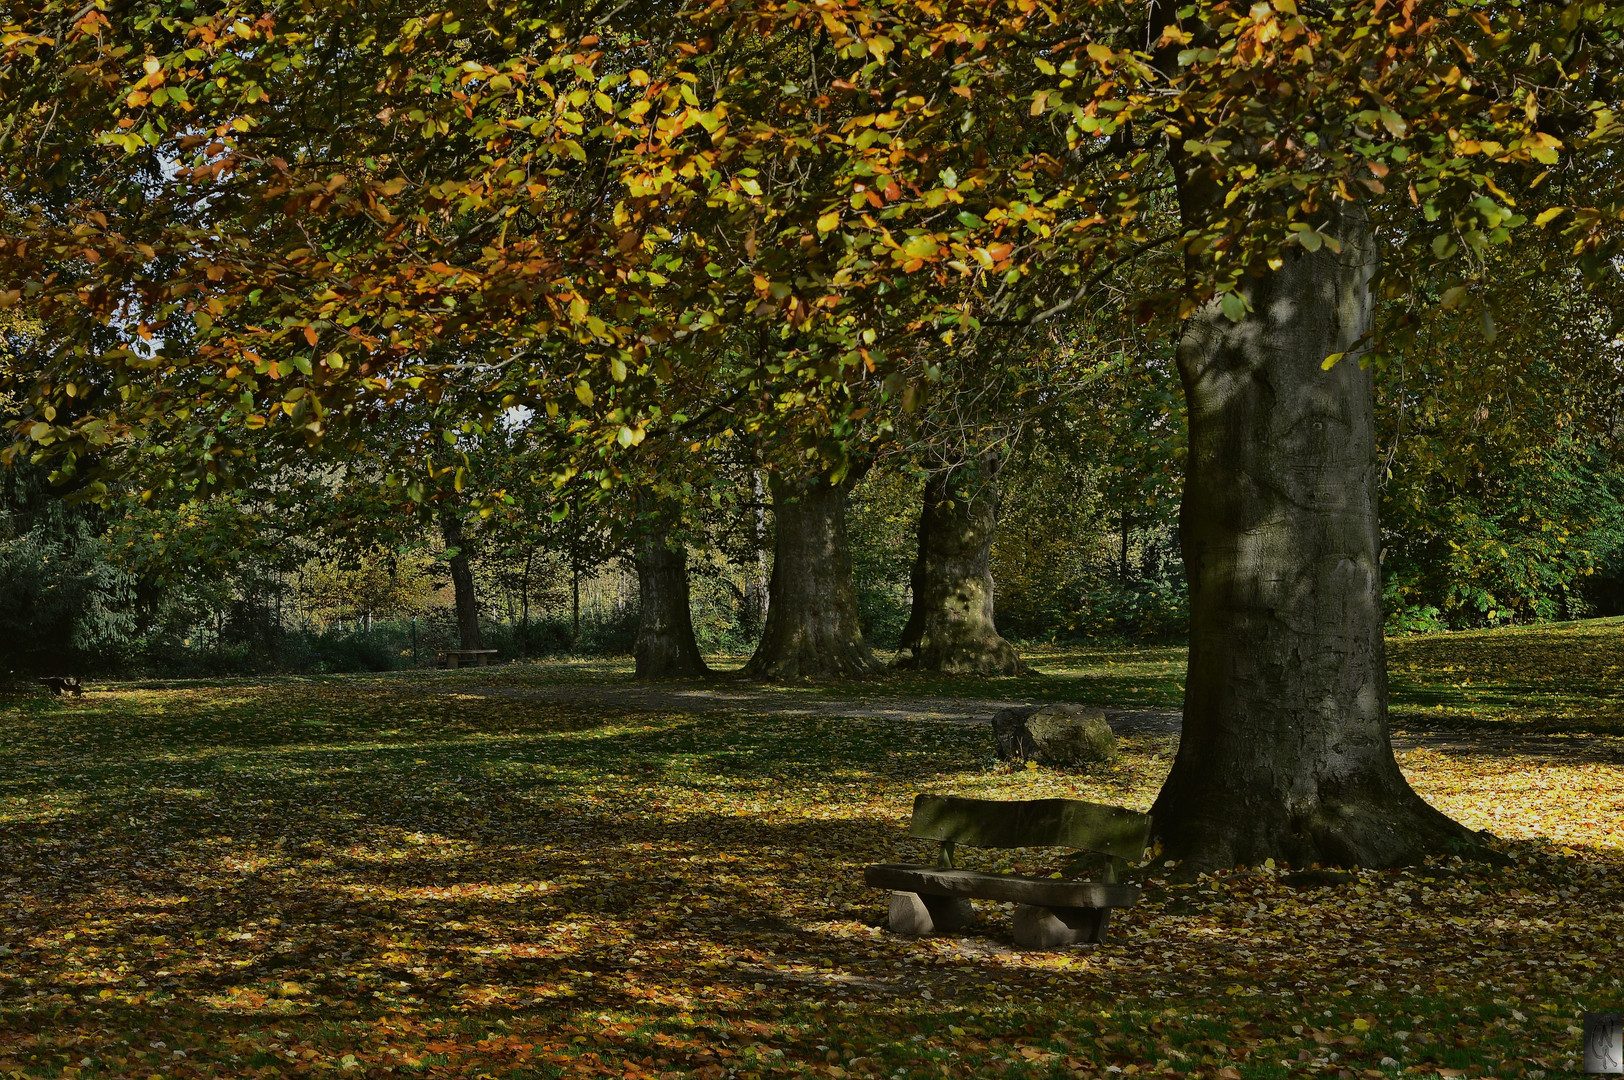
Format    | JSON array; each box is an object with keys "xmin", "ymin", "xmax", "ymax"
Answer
[
  {"xmin": 436, "ymin": 648, "xmax": 499, "ymax": 669},
  {"xmin": 37, "ymin": 676, "xmax": 84, "ymax": 698},
  {"xmin": 864, "ymin": 794, "xmax": 1152, "ymax": 949}
]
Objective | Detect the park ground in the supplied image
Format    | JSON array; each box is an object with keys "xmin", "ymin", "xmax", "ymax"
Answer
[{"xmin": 1, "ymin": 621, "xmax": 1622, "ymax": 1079}]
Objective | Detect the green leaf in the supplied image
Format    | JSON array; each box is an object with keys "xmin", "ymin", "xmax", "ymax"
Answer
[{"xmin": 902, "ymin": 235, "xmax": 940, "ymax": 259}]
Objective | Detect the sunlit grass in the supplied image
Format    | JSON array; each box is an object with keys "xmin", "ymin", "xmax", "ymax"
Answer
[{"xmin": 0, "ymin": 622, "xmax": 1618, "ymax": 1078}]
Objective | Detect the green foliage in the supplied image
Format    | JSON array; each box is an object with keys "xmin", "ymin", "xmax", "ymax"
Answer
[
  {"xmin": 946, "ymin": 321, "xmax": 1190, "ymax": 645},
  {"xmin": 1376, "ymin": 248, "xmax": 1624, "ymax": 631},
  {"xmin": 846, "ymin": 465, "xmax": 923, "ymax": 649},
  {"xmin": 1383, "ymin": 441, "xmax": 1624, "ymax": 628},
  {"xmin": 991, "ymin": 431, "xmax": 1186, "ymax": 643},
  {"xmin": 0, "ymin": 464, "xmax": 136, "ymax": 676}
]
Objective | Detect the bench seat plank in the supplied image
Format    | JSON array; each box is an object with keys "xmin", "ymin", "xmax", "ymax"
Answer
[{"xmin": 864, "ymin": 863, "xmax": 1140, "ymax": 910}]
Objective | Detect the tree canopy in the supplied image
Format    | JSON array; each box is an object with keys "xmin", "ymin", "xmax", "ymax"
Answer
[{"xmin": 0, "ymin": 0, "xmax": 1617, "ymax": 485}]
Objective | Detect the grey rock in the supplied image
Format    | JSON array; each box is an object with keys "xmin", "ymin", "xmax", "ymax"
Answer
[
  {"xmin": 992, "ymin": 703, "xmax": 1117, "ymax": 766},
  {"xmin": 1010, "ymin": 904, "xmax": 1110, "ymax": 949},
  {"xmin": 887, "ymin": 891, "xmax": 976, "ymax": 936}
]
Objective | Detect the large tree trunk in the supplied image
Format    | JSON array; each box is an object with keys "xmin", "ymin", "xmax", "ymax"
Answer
[
  {"xmin": 895, "ymin": 453, "xmax": 1024, "ymax": 675},
  {"xmin": 634, "ymin": 491, "xmax": 710, "ymax": 679},
  {"xmin": 1149, "ymin": 199, "xmax": 1476, "ymax": 871},
  {"xmin": 439, "ymin": 514, "xmax": 483, "ymax": 651},
  {"xmin": 743, "ymin": 471, "xmax": 881, "ymax": 679}
]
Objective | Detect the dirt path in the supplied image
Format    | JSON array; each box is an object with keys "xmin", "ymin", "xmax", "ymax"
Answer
[
  {"xmin": 470, "ymin": 682, "xmax": 1185, "ymax": 735},
  {"xmin": 465, "ymin": 681, "xmax": 1609, "ymax": 761}
]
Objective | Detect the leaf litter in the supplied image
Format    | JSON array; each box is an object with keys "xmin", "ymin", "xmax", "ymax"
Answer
[{"xmin": 1, "ymin": 625, "xmax": 1621, "ymax": 1079}]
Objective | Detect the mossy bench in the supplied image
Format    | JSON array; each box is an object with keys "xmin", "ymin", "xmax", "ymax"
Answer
[{"xmin": 864, "ymin": 794, "xmax": 1151, "ymax": 949}]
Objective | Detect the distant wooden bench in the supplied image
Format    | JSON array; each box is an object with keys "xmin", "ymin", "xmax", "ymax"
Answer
[
  {"xmin": 436, "ymin": 649, "xmax": 499, "ymax": 669},
  {"xmin": 37, "ymin": 676, "xmax": 84, "ymax": 698},
  {"xmin": 864, "ymin": 794, "xmax": 1152, "ymax": 949}
]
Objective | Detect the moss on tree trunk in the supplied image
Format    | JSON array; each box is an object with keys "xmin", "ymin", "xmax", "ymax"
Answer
[{"xmin": 895, "ymin": 454, "xmax": 1024, "ymax": 675}]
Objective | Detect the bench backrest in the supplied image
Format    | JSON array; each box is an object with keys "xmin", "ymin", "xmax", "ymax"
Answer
[{"xmin": 909, "ymin": 795, "xmax": 1151, "ymax": 860}]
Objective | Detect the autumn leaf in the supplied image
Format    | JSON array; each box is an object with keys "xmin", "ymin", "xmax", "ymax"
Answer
[{"xmin": 0, "ymin": 621, "xmax": 1616, "ymax": 1078}]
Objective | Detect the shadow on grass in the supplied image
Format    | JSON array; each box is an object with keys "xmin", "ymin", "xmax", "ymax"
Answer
[{"xmin": 2, "ymin": 661, "xmax": 1621, "ymax": 1079}]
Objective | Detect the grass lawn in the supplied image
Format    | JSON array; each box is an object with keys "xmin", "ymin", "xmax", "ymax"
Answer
[{"xmin": 1, "ymin": 621, "xmax": 1621, "ymax": 1079}]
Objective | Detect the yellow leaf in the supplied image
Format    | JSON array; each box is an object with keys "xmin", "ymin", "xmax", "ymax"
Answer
[{"xmin": 816, "ymin": 211, "xmax": 841, "ymax": 233}]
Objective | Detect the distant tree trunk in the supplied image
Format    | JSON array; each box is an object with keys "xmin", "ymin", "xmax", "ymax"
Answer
[
  {"xmin": 440, "ymin": 514, "xmax": 483, "ymax": 651},
  {"xmin": 633, "ymin": 490, "xmax": 710, "ymax": 679},
  {"xmin": 1119, "ymin": 510, "xmax": 1131, "ymax": 582},
  {"xmin": 1148, "ymin": 189, "xmax": 1476, "ymax": 871},
  {"xmin": 743, "ymin": 470, "xmax": 880, "ymax": 679},
  {"xmin": 741, "ymin": 468, "xmax": 771, "ymax": 637},
  {"xmin": 895, "ymin": 452, "xmax": 1024, "ymax": 675},
  {"xmin": 519, "ymin": 548, "xmax": 534, "ymax": 660},
  {"xmin": 571, "ymin": 549, "xmax": 581, "ymax": 648}
]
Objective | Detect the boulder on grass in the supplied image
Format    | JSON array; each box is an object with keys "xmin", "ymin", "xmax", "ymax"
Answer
[{"xmin": 992, "ymin": 704, "xmax": 1117, "ymax": 766}]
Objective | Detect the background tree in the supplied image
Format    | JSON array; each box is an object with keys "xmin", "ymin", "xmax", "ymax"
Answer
[
  {"xmin": 894, "ymin": 446, "xmax": 1024, "ymax": 674},
  {"xmin": 743, "ymin": 463, "xmax": 883, "ymax": 679},
  {"xmin": 631, "ymin": 485, "xmax": 709, "ymax": 679}
]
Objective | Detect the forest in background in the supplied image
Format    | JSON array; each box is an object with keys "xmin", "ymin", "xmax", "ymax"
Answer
[{"xmin": 8, "ymin": 288, "xmax": 1624, "ymax": 680}]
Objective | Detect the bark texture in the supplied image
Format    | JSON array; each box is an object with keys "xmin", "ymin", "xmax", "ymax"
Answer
[
  {"xmin": 1149, "ymin": 201, "xmax": 1476, "ymax": 871},
  {"xmin": 895, "ymin": 456, "xmax": 1024, "ymax": 675},
  {"xmin": 439, "ymin": 515, "xmax": 483, "ymax": 651},
  {"xmin": 743, "ymin": 471, "xmax": 881, "ymax": 679},
  {"xmin": 633, "ymin": 492, "xmax": 710, "ymax": 680}
]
